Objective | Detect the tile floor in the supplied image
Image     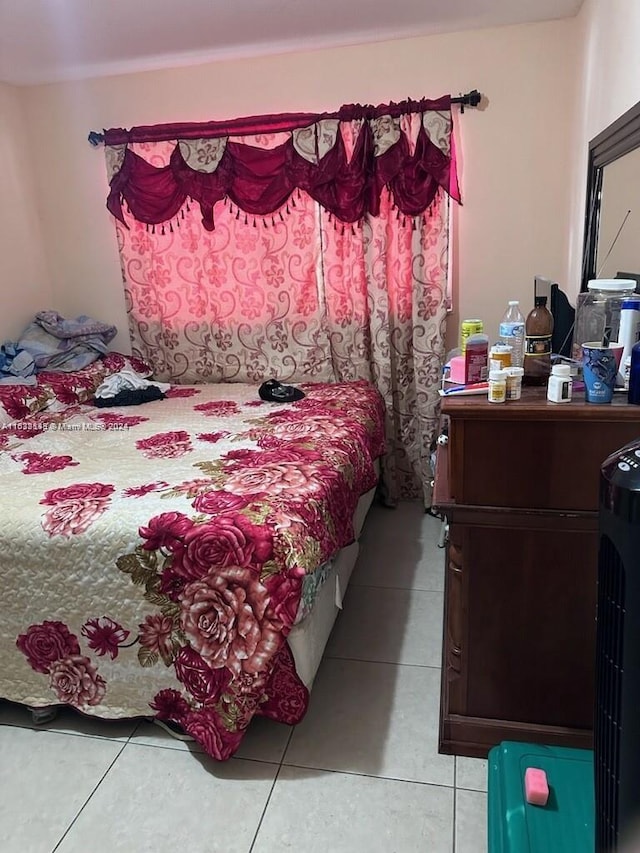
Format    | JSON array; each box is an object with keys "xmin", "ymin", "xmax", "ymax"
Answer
[{"xmin": 0, "ymin": 502, "xmax": 488, "ymax": 853}]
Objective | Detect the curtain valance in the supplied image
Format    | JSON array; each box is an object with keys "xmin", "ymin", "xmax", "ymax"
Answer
[{"xmin": 104, "ymin": 97, "xmax": 460, "ymax": 230}]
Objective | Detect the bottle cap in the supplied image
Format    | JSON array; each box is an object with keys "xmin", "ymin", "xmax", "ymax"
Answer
[
  {"xmin": 587, "ymin": 279, "xmax": 636, "ymax": 292},
  {"xmin": 551, "ymin": 364, "xmax": 571, "ymax": 377},
  {"xmin": 508, "ymin": 300, "xmax": 519, "ymax": 306},
  {"xmin": 534, "ymin": 295, "xmax": 548, "ymax": 307},
  {"xmin": 621, "ymin": 297, "xmax": 640, "ymax": 310},
  {"xmin": 505, "ymin": 367, "xmax": 524, "ymax": 376},
  {"xmin": 490, "ymin": 344, "xmax": 512, "ymax": 353},
  {"xmin": 489, "ymin": 369, "xmax": 507, "ymax": 381}
]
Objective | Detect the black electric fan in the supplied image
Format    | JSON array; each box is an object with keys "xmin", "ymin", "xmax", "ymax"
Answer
[{"xmin": 595, "ymin": 438, "xmax": 640, "ymax": 851}]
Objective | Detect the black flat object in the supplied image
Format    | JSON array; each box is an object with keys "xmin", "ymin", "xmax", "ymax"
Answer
[{"xmin": 93, "ymin": 386, "xmax": 166, "ymax": 407}]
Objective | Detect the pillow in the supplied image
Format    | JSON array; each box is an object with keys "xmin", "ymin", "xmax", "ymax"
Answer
[
  {"xmin": 0, "ymin": 384, "xmax": 52, "ymax": 425},
  {"xmin": 0, "ymin": 352, "xmax": 153, "ymax": 424}
]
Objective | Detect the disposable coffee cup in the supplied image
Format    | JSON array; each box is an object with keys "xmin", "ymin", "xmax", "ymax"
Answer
[{"xmin": 581, "ymin": 342, "xmax": 623, "ymax": 404}]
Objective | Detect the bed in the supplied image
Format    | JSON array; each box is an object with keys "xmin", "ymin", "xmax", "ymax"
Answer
[{"xmin": 0, "ymin": 354, "xmax": 385, "ymax": 760}]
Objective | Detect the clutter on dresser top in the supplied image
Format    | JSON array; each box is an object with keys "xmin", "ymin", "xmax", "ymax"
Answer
[{"xmin": 440, "ymin": 276, "xmax": 640, "ymax": 404}]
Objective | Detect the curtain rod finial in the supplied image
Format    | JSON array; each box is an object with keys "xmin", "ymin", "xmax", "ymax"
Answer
[
  {"xmin": 88, "ymin": 131, "xmax": 105, "ymax": 147},
  {"xmin": 451, "ymin": 89, "xmax": 482, "ymax": 112},
  {"xmin": 466, "ymin": 89, "xmax": 481, "ymax": 107}
]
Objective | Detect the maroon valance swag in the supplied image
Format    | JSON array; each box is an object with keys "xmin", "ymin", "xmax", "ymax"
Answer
[{"xmin": 103, "ymin": 97, "xmax": 460, "ymax": 231}]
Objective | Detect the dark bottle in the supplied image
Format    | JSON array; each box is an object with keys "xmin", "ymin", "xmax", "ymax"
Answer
[
  {"xmin": 628, "ymin": 341, "xmax": 640, "ymax": 404},
  {"xmin": 523, "ymin": 295, "xmax": 554, "ymax": 386}
]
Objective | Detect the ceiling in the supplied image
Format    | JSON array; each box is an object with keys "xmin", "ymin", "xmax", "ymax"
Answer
[{"xmin": 0, "ymin": 0, "xmax": 583, "ymax": 86}]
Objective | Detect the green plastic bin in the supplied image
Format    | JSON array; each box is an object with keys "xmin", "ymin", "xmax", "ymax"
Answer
[{"xmin": 488, "ymin": 741, "xmax": 594, "ymax": 852}]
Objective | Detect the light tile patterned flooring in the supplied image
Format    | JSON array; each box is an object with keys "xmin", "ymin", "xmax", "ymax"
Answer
[{"xmin": 0, "ymin": 502, "xmax": 488, "ymax": 853}]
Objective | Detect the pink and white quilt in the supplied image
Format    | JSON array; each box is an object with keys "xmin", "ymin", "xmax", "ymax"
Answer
[{"xmin": 0, "ymin": 360, "xmax": 384, "ymax": 760}]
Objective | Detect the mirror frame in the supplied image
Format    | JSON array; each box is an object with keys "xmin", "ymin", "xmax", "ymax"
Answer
[{"xmin": 582, "ymin": 99, "xmax": 640, "ymax": 291}]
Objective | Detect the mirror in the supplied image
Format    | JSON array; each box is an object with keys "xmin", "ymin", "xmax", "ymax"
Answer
[
  {"xmin": 583, "ymin": 100, "xmax": 640, "ymax": 291},
  {"xmin": 595, "ymin": 147, "xmax": 640, "ymax": 282}
]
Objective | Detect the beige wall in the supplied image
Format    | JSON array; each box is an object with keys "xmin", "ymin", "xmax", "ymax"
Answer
[
  {"xmin": 16, "ymin": 18, "xmax": 579, "ymax": 353},
  {"xmin": 565, "ymin": 0, "xmax": 640, "ymax": 298},
  {"xmin": 0, "ymin": 83, "xmax": 52, "ymax": 341}
]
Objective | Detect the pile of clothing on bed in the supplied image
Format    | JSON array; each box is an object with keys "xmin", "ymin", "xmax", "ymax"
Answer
[{"xmin": 0, "ymin": 311, "xmax": 117, "ymax": 384}]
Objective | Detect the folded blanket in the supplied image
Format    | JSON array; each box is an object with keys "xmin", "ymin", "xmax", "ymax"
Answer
[{"xmin": 17, "ymin": 311, "xmax": 118, "ymax": 372}]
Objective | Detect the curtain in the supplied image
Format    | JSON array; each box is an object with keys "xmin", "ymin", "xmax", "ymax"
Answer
[
  {"xmin": 114, "ymin": 148, "xmax": 333, "ymax": 385},
  {"xmin": 104, "ymin": 100, "xmax": 458, "ymax": 502},
  {"xmin": 321, "ymin": 190, "xmax": 449, "ymax": 502}
]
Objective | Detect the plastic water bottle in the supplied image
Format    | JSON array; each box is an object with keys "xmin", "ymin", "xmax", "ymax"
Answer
[{"xmin": 499, "ymin": 301, "xmax": 525, "ymax": 367}]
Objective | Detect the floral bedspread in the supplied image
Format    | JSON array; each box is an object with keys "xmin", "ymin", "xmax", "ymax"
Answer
[{"xmin": 0, "ymin": 377, "xmax": 384, "ymax": 760}]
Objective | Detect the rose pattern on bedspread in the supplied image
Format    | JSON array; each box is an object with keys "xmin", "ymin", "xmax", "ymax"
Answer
[
  {"xmin": 111, "ymin": 498, "xmax": 307, "ymax": 757},
  {"xmin": 5, "ymin": 379, "xmax": 384, "ymax": 761},
  {"xmin": 48, "ymin": 655, "xmax": 106, "ymax": 707},
  {"xmin": 136, "ymin": 430, "xmax": 193, "ymax": 459},
  {"xmin": 94, "ymin": 413, "xmax": 149, "ymax": 428},
  {"xmin": 17, "ymin": 621, "xmax": 81, "ymax": 674},
  {"xmin": 16, "ymin": 621, "xmax": 107, "ymax": 707},
  {"xmin": 16, "ymin": 452, "xmax": 79, "ymax": 475},
  {"xmin": 193, "ymin": 400, "xmax": 240, "ymax": 417},
  {"xmin": 165, "ymin": 386, "xmax": 201, "ymax": 398},
  {"xmin": 196, "ymin": 431, "xmax": 231, "ymax": 443},
  {"xmin": 39, "ymin": 482, "xmax": 115, "ymax": 538}
]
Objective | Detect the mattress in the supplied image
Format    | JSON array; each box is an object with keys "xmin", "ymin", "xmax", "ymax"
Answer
[{"xmin": 289, "ymin": 480, "xmax": 377, "ymax": 687}]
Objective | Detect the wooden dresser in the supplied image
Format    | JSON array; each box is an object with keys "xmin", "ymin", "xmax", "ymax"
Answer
[{"xmin": 433, "ymin": 388, "xmax": 640, "ymax": 758}]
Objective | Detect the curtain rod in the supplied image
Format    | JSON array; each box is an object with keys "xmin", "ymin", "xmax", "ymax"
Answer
[
  {"xmin": 87, "ymin": 89, "xmax": 482, "ymax": 146},
  {"xmin": 450, "ymin": 89, "xmax": 482, "ymax": 111}
]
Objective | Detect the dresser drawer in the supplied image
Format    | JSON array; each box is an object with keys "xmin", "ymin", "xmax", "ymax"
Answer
[{"xmin": 445, "ymin": 407, "xmax": 639, "ymax": 512}]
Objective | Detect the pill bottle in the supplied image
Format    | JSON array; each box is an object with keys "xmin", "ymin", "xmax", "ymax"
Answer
[
  {"xmin": 488, "ymin": 369, "xmax": 507, "ymax": 403},
  {"xmin": 505, "ymin": 367, "xmax": 524, "ymax": 401},
  {"xmin": 547, "ymin": 363, "xmax": 573, "ymax": 403},
  {"xmin": 489, "ymin": 344, "xmax": 513, "ymax": 370}
]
